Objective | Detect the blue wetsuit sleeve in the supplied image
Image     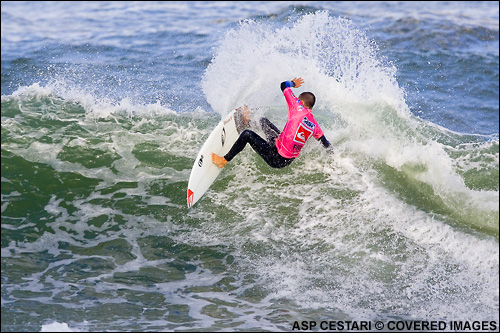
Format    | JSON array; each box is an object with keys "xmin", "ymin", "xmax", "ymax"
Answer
[{"xmin": 280, "ymin": 81, "xmax": 295, "ymax": 91}]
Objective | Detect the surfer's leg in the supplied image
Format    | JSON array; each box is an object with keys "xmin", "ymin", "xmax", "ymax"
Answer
[
  {"xmin": 257, "ymin": 118, "xmax": 294, "ymax": 168},
  {"xmin": 224, "ymin": 130, "xmax": 269, "ymax": 162},
  {"xmin": 224, "ymin": 129, "xmax": 294, "ymax": 169},
  {"xmin": 260, "ymin": 118, "xmax": 280, "ymax": 143}
]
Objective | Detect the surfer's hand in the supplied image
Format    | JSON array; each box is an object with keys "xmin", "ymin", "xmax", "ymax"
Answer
[{"xmin": 292, "ymin": 77, "xmax": 304, "ymax": 88}]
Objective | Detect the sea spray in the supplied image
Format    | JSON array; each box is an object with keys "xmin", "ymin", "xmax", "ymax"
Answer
[
  {"xmin": 2, "ymin": 3, "xmax": 498, "ymax": 331},
  {"xmin": 202, "ymin": 11, "xmax": 498, "ymax": 236}
]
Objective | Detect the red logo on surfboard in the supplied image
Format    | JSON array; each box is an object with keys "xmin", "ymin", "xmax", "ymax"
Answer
[{"xmin": 187, "ymin": 189, "xmax": 194, "ymax": 208}]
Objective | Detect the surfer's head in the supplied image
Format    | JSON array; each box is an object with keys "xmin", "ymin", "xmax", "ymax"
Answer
[{"xmin": 299, "ymin": 92, "xmax": 315, "ymax": 110}]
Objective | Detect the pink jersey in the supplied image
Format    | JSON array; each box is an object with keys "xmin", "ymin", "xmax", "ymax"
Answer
[{"xmin": 275, "ymin": 88, "xmax": 324, "ymax": 159}]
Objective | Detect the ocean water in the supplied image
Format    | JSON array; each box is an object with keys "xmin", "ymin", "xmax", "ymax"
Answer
[{"xmin": 1, "ymin": 1, "xmax": 499, "ymax": 332}]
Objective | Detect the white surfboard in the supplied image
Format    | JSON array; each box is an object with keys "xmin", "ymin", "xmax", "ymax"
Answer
[{"xmin": 187, "ymin": 108, "xmax": 246, "ymax": 208}]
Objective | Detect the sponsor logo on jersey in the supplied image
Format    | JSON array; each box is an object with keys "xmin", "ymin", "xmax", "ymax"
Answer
[
  {"xmin": 293, "ymin": 117, "xmax": 314, "ymax": 144},
  {"xmin": 296, "ymin": 99, "xmax": 303, "ymax": 111},
  {"xmin": 293, "ymin": 144, "xmax": 302, "ymax": 152}
]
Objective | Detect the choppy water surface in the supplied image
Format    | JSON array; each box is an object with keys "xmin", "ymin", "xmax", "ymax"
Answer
[{"xmin": 1, "ymin": 2, "xmax": 498, "ymax": 332}]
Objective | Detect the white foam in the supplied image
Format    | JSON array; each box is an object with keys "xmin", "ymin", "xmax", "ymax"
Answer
[
  {"xmin": 193, "ymin": 10, "xmax": 499, "ymax": 322},
  {"xmin": 2, "ymin": 8, "xmax": 498, "ymax": 330},
  {"xmin": 41, "ymin": 321, "xmax": 80, "ymax": 332}
]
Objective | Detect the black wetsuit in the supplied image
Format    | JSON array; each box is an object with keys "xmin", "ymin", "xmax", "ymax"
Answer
[{"xmin": 224, "ymin": 117, "xmax": 295, "ymax": 168}]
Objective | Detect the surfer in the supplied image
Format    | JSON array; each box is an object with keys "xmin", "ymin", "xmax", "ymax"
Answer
[{"xmin": 211, "ymin": 77, "xmax": 333, "ymax": 169}]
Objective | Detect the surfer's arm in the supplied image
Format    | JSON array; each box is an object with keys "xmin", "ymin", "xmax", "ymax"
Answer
[
  {"xmin": 317, "ymin": 135, "xmax": 334, "ymax": 154},
  {"xmin": 280, "ymin": 81, "xmax": 294, "ymax": 91},
  {"xmin": 280, "ymin": 77, "xmax": 304, "ymax": 91}
]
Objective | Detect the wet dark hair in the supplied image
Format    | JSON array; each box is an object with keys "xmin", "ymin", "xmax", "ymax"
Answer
[{"xmin": 299, "ymin": 92, "xmax": 315, "ymax": 109}]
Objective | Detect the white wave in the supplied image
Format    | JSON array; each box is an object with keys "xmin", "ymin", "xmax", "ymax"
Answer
[{"xmin": 41, "ymin": 321, "xmax": 81, "ymax": 332}]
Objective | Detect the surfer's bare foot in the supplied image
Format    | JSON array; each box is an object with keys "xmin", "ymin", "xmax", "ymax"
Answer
[
  {"xmin": 211, "ymin": 153, "xmax": 227, "ymax": 168},
  {"xmin": 242, "ymin": 106, "xmax": 250, "ymax": 127}
]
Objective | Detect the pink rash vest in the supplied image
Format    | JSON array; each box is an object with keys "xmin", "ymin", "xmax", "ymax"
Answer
[{"xmin": 275, "ymin": 86, "xmax": 324, "ymax": 159}]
